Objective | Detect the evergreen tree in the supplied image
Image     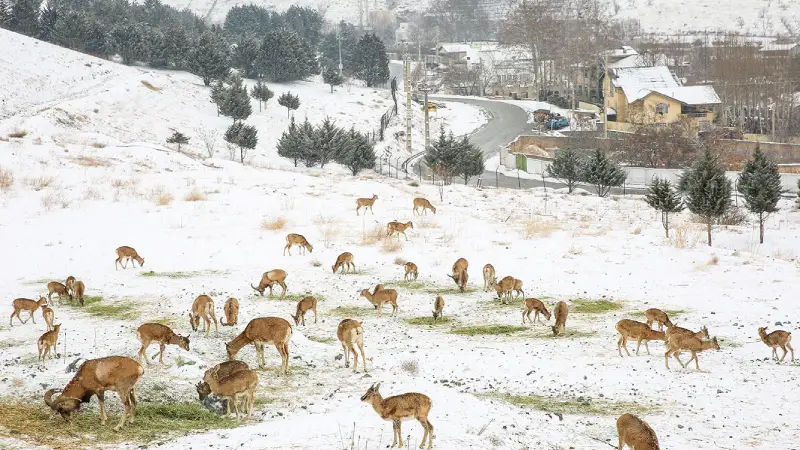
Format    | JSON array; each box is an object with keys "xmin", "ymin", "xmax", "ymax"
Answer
[
  {"xmin": 38, "ymin": 1, "xmax": 57, "ymax": 41},
  {"xmin": 166, "ymin": 130, "xmax": 190, "ymax": 151},
  {"xmin": 323, "ymin": 66, "xmax": 343, "ymax": 93},
  {"xmin": 455, "ymin": 136, "xmax": 485, "ymax": 185},
  {"xmin": 582, "ymin": 149, "xmax": 627, "ymax": 197},
  {"xmin": 315, "ymin": 117, "xmax": 341, "ymax": 168},
  {"xmin": 110, "ymin": 22, "xmax": 149, "ymax": 65},
  {"xmin": 249, "ymin": 79, "xmax": 273, "ymax": 111},
  {"xmin": 340, "ymin": 128, "xmax": 376, "ymax": 176},
  {"xmin": 282, "ymin": 5, "xmax": 323, "ymax": 47},
  {"xmin": 424, "ymin": 127, "xmax": 459, "ymax": 184},
  {"xmin": 224, "ymin": 122, "xmax": 258, "ymax": 163},
  {"xmin": 210, "ymin": 80, "xmax": 225, "ymax": 115},
  {"xmin": 352, "ymin": 33, "xmax": 389, "ymax": 87},
  {"xmin": 9, "ymin": 0, "xmax": 41, "ymax": 37},
  {"xmin": 189, "ymin": 30, "xmax": 230, "ymax": 86},
  {"xmin": 319, "ymin": 21, "xmax": 358, "ymax": 75},
  {"xmin": 737, "ymin": 146, "xmax": 782, "ymax": 244},
  {"xmin": 223, "ymin": 4, "xmax": 280, "ymax": 39},
  {"xmin": 546, "ymin": 148, "xmax": 584, "ymax": 193},
  {"xmin": 644, "ymin": 177, "xmax": 684, "ymax": 238},
  {"xmin": 255, "ymin": 29, "xmax": 315, "ymax": 82},
  {"xmin": 216, "ymin": 74, "xmax": 252, "ymax": 123},
  {"xmin": 276, "ymin": 117, "xmax": 301, "ymax": 166},
  {"xmin": 148, "ymin": 26, "xmax": 191, "ymax": 69},
  {"xmin": 298, "ymin": 118, "xmax": 319, "ymax": 167},
  {"xmin": 0, "ymin": 0, "xmax": 9, "ymax": 27},
  {"xmin": 681, "ymin": 148, "xmax": 732, "ymax": 246},
  {"xmin": 277, "ymin": 91, "xmax": 300, "ymax": 118},
  {"xmin": 231, "ymin": 36, "xmax": 260, "ymax": 78}
]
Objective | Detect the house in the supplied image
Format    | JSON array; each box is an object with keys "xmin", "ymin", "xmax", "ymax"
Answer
[
  {"xmin": 436, "ymin": 42, "xmax": 537, "ymax": 98},
  {"xmin": 759, "ymin": 39, "xmax": 800, "ymax": 58},
  {"xmin": 604, "ymin": 66, "xmax": 721, "ymax": 133}
]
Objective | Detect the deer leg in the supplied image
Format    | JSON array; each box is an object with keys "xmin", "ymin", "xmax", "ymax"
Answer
[
  {"xmin": 664, "ymin": 350, "xmax": 671, "ymax": 369},
  {"xmin": 282, "ymin": 343, "xmax": 290, "ymax": 375},
  {"xmin": 780, "ymin": 345, "xmax": 788, "ymax": 362},
  {"xmin": 693, "ymin": 351, "xmax": 700, "ymax": 370},
  {"xmin": 644, "ymin": 340, "xmax": 651, "ymax": 355},
  {"xmin": 138, "ymin": 341, "xmax": 149, "ymax": 365},
  {"xmin": 635, "ymin": 338, "xmax": 643, "ymax": 355},
  {"xmin": 392, "ymin": 420, "xmax": 400, "ymax": 447},
  {"xmin": 313, "ymin": 307, "xmax": 318, "ymax": 324},
  {"xmin": 158, "ymin": 343, "xmax": 166, "ymax": 364},
  {"xmin": 418, "ymin": 418, "xmax": 429, "ymax": 450},
  {"xmin": 358, "ymin": 342, "xmax": 367, "ymax": 373},
  {"xmin": 97, "ymin": 391, "xmax": 107, "ymax": 425},
  {"xmin": 114, "ymin": 390, "xmax": 133, "ymax": 431},
  {"xmin": 617, "ymin": 336, "xmax": 625, "ymax": 357},
  {"xmin": 129, "ymin": 387, "xmax": 138, "ymax": 422},
  {"xmin": 621, "ymin": 336, "xmax": 631, "ymax": 356},
  {"xmin": 29, "ymin": 310, "xmax": 37, "ymax": 323},
  {"xmin": 787, "ymin": 343, "xmax": 795, "ymax": 361},
  {"xmin": 772, "ymin": 347, "xmax": 778, "ymax": 360},
  {"xmin": 342, "ymin": 343, "xmax": 350, "ymax": 368},
  {"xmin": 351, "ymin": 347, "xmax": 359, "ymax": 372},
  {"xmin": 521, "ymin": 310, "xmax": 527, "ymax": 324}
]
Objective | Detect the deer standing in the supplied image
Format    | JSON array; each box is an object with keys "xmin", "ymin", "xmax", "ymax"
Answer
[
  {"xmin": 202, "ymin": 367, "xmax": 259, "ymax": 419},
  {"xmin": 332, "ymin": 252, "xmax": 355, "ymax": 274},
  {"xmin": 552, "ymin": 301, "xmax": 568, "ymax": 336},
  {"xmin": 221, "ymin": 297, "xmax": 239, "ymax": 326},
  {"xmin": 73, "ymin": 280, "xmax": 85, "ymax": 306},
  {"xmin": 226, "ymin": 317, "xmax": 292, "ymax": 374},
  {"xmin": 432, "ymin": 296, "xmax": 445, "ymax": 321},
  {"xmin": 386, "ymin": 221, "xmax": 414, "ymax": 241},
  {"xmin": 47, "ymin": 281, "xmax": 70, "ymax": 304},
  {"xmin": 644, "ymin": 308, "xmax": 673, "ymax": 331},
  {"xmin": 482, "ymin": 264, "xmax": 495, "ymax": 291},
  {"xmin": 10, "ymin": 297, "xmax": 47, "ymax": 326},
  {"xmin": 196, "ymin": 360, "xmax": 250, "ymax": 415},
  {"xmin": 361, "ymin": 383, "xmax": 434, "ymax": 450},
  {"xmin": 404, "ymin": 262, "xmax": 419, "ymax": 281},
  {"xmin": 617, "ymin": 413, "xmax": 660, "ymax": 450},
  {"xmin": 356, "ymin": 194, "xmax": 378, "ymax": 215},
  {"xmin": 359, "ymin": 288, "xmax": 399, "ymax": 316},
  {"xmin": 136, "ymin": 323, "xmax": 190, "ymax": 365},
  {"xmin": 251, "ymin": 269, "xmax": 288, "ymax": 297},
  {"xmin": 758, "ymin": 327, "xmax": 794, "ymax": 361},
  {"xmin": 291, "ymin": 296, "xmax": 318, "ymax": 326},
  {"xmin": 412, "ymin": 197, "xmax": 437, "ymax": 215},
  {"xmin": 37, "ymin": 323, "xmax": 61, "ymax": 367},
  {"xmin": 665, "ymin": 335, "xmax": 720, "ymax": 370},
  {"xmin": 337, "ymin": 319, "xmax": 367, "ymax": 372},
  {"xmin": 41, "ymin": 303, "xmax": 54, "ymax": 331},
  {"xmin": 522, "ymin": 298, "xmax": 551, "ymax": 325},
  {"xmin": 283, "ymin": 233, "xmax": 313, "ymax": 255},
  {"xmin": 189, "ymin": 295, "xmax": 218, "ymax": 337},
  {"xmin": 448, "ymin": 257, "xmax": 469, "ymax": 293},
  {"xmin": 616, "ymin": 319, "xmax": 666, "ymax": 357},
  {"xmin": 115, "ymin": 246, "xmax": 144, "ymax": 269},
  {"xmin": 65, "ymin": 276, "xmax": 76, "ymax": 297}
]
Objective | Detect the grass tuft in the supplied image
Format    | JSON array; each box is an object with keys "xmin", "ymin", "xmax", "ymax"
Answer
[
  {"xmin": 7, "ymin": 130, "xmax": 27, "ymax": 139},
  {"xmin": 263, "ymin": 293, "xmax": 326, "ymax": 302},
  {"xmin": 330, "ymin": 305, "xmax": 378, "ymax": 317},
  {"xmin": 522, "ymin": 217, "xmax": 560, "ymax": 238},
  {"xmin": 261, "ymin": 217, "xmax": 287, "ymax": 231},
  {"xmin": 404, "ymin": 316, "xmax": 452, "ymax": 326},
  {"xmin": 0, "ymin": 166, "xmax": 14, "ymax": 191},
  {"xmin": 423, "ymin": 286, "xmax": 477, "ymax": 295},
  {"xmin": 70, "ymin": 155, "xmax": 110, "ymax": 167},
  {"xmin": 67, "ymin": 296, "xmax": 140, "ymax": 320},
  {"xmin": 184, "ymin": 189, "xmax": 207, "ymax": 202},
  {"xmin": 140, "ymin": 270, "xmax": 227, "ymax": 279},
  {"xmin": 380, "ymin": 238, "xmax": 403, "ymax": 253},
  {"xmin": 479, "ymin": 393, "xmax": 656, "ymax": 416},
  {"xmin": 571, "ymin": 298, "xmax": 623, "ymax": 314},
  {"xmin": 306, "ymin": 335, "xmax": 335, "ymax": 344},
  {"xmin": 385, "ymin": 280, "xmax": 426, "ymax": 290},
  {"xmin": 450, "ymin": 324, "xmax": 527, "ymax": 336},
  {"xmin": 141, "ymin": 80, "xmax": 162, "ymax": 91}
]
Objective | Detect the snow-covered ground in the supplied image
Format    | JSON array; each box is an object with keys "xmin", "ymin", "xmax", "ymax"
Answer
[{"xmin": 3, "ymin": 28, "xmax": 800, "ymax": 450}]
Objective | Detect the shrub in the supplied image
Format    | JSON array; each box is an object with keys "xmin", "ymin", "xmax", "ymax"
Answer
[
  {"xmin": 0, "ymin": 167, "xmax": 13, "ymax": 191},
  {"xmin": 380, "ymin": 239, "xmax": 403, "ymax": 253},
  {"xmin": 184, "ymin": 189, "xmax": 207, "ymax": 202},
  {"xmin": 7, "ymin": 130, "xmax": 27, "ymax": 139},
  {"xmin": 522, "ymin": 218, "xmax": 559, "ymax": 238},
  {"xmin": 83, "ymin": 187, "xmax": 104, "ymax": 201},
  {"xmin": 400, "ymin": 360, "xmax": 419, "ymax": 376},
  {"xmin": 26, "ymin": 175, "xmax": 56, "ymax": 191},
  {"xmin": 41, "ymin": 191, "xmax": 70, "ymax": 211},
  {"xmin": 261, "ymin": 217, "xmax": 287, "ymax": 230}
]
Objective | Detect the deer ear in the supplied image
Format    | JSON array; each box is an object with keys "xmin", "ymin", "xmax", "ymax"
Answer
[{"xmin": 374, "ymin": 382, "xmax": 381, "ymax": 390}]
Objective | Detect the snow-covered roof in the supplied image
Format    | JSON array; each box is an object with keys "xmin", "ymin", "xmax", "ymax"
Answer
[
  {"xmin": 611, "ymin": 66, "xmax": 681, "ymax": 103},
  {"xmin": 650, "ymin": 86, "xmax": 721, "ymax": 105},
  {"xmin": 608, "ymin": 53, "xmax": 671, "ymax": 69},
  {"xmin": 759, "ymin": 40, "xmax": 800, "ymax": 52},
  {"xmin": 604, "ymin": 46, "xmax": 639, "ymax": 59}
]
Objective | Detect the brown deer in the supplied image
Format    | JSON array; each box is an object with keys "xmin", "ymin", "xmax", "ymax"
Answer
[
  {"xmin": 665, "ymin": 324, "xmax": 709, "ymax": 342},
  {"xmin": 432, "ymin": 296, "xmax": 445, "ymax": 321},
  {"xmin": 283, "ymin": 233, "xmax": 313, "ymax": 255},
  {"xmin": 136, "ymin": 323, "xmax": 190, "ymax": 365},
  {"xmin": 617, "ymin": 413, "xmax": 660, "ymax": 450},
  {"xmin": 37, "ymin": 323, "xmax": 61, "ymax": 367},
  {"xmin": 644, "ymin": 308, "xmax": 673, "ymax": 331},
  {"xmin": 10, "ymin": 297, "xmax": 47, "ymax": 326},
  {"xmin": 226, "ymin": 317, "xmax": 292, "ymax": 374},
  {"xmin": 359, "ymin": 288, "xmax": 398, "ymax": 316},
  {"xmin": 44, "ymin": 356, "xmax": 144, "ymax": 431},
  {"xmin": 73, "ymin": 280, "xmax": 85, "ymax": 306},
  {"xmin": 448, "ymin": 257, "xmax": 469, "ymax": 293},
  {"xmin": 364, "ymin": 284, "xmax": 385, "ymax": 309},
  {"xmin": 552, "ymin": 301, "xmax": 568, "ymax": 336},
  {"xmin": 202, "ymin": 367, "xmax": 259, "ymax": 419},
  {"xmin": 332, "ymin": 252, "xmax": 355, "ymax": 274},
  {"xmin": 404, "ymin": 262, "xmax": 419, "ymax": 281},
  {"xmin": 412, "ymin": 197, "xmax": 437, "ymax": 215},
  {"xmin": 41, "ymin": 303, "xmax": 54, "ymax": 331},
  {"xmin": 47, "ymin": 281, "xmax": 70, "ymax": 304},
  {"xmin": 616, "ymin": 319, "xmax": 666, "ymax": 357},
  {"xmin": 758, "ymin": 327, "xmax": 794, "ymax": 361},
  {"xmin": 356, "ymin": 194, "xmax": 378, "ymax": 215},
  {"xmin": 196, "ymin": 360, "xmax": 250, "ymax": 414},
  {"xmin": 493, "ymin": 276, "xmax": 522, "ymax": 304},
  {"xmin": 251, "ymin": 269, "xmax": 288, "ymax": 297},
  {"xmin": 665, "ymin": 335, "xmax": 720, "ymax": 370},
  {"xmin": 290, "ymin": 296, "xmax": 318, "ymax": 326},
  {"xmin": 482, "ymin": 264, "xmax": 495, "ymax": 291},
  {"xmin": 522, "ymin": 298, "xmax": 551, "ymax": 325},
  {"xmin": 115, "ymin": 246, "xmax": 144, "ymax": 269},
  {"xmin": 221, "ymin": 298, "xmax": 239, "ymax": 326},
  {"xmin": 386, "ymin": 221, "xmax": 414, "ymax": 241},
  {"xmin": 189, "ymin": 295, "xmax": 218, "ymax": 337},
  {"xmin": 361, "ymin": 383, "xmax": 434, "ymax": 450},
  {"xmin": 337, "ymin": 319, "xmax": 367, "ymax": 373},
  {"xmin": 65, "ymin": 276, "xmax": 76, "ymax": 297}
]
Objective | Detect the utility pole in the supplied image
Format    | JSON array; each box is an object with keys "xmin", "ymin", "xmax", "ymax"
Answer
[
  {"xmin": 337, "ymin": 23, "xmax": 343, "ymax": 77},
  {"xmin": 602, "ymin": 50, "xmax": 609, "ymax": 139},
  {"xmin": 404, "ymin": 43, "xmax": 412, "ymax": 157},
  {"xmin": 420, "ymin": 84, "xmax": 431, "ymax": 150}
]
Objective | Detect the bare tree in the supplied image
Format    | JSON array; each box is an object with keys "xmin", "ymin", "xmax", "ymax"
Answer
[{"xmin": 195, "ymin": 126, "xmax": 220, "ymax": 158}]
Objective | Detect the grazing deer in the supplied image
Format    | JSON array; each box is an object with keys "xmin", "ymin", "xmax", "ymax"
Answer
[
  {"xmin": 196, "ymin": 360, "xmax": 250, "ymax": 414},
  {"xmin": 221, "ymin": 298, "xmax": 239, "ymax": 326},
  {"xmin": 617, "ymin": 413, "xmax": 660, "ymax": 450},
  {"xmin": 202, "ymin": 367, "xmax": 259, "ymax": 419},
  {"xmin": 665, "ymin": 335, "xmax": 720, "ymax": 370},
  {"xmin": 290, "ymin": 296, "xmax": 318, "ymax": 326},
  {"xmin": 332, "ymin": 252, "xmax": 355, "ymax": 274},
  {"xmin": 251, "ymin": 269, "xmax": 288, "ymax": 297},
  {"xmin": 337, "ymin": 319, "xmax": 367, "ymax": 373},
  {"xmin": 361, "ymin": 383, "xmax": 434, "ymax": 450},
  {"xmin": 356, "ymin": 194, "xmax": 378, "ymax": 215},
  {"xmin": 522, "ymin": 298, "xmax": 551, "ymax": 325},
  {"xmin": 552, "ymin": 301, "xmax": 568, "ymax": 336},
  {"xmin": 37, "ymin": 323, "xmax": 61, "ymax": 367},
  {"xmin": 412, "ymin": 197, "xmax": 437, "ymax": 215},
  {"xmin": 73, "ymin": 280, "xmax": 85, "ymax": 306},
  {"xmin": 616, "ymin": 319, "xmax": 666, "ymax": 357},
  {"xmin": 283, "ymin": 233, "xmax": 313, "ymax": 255},
  {"xmin": 758, "ymin": 327, "xmax": 794, "ymax": 362},
  {"xmin": 644, "ymin": 308, "xmax": 673, "ymax": 331},
  {"xmin": 47, "ymin": 281, "xmax": 70, "ymax": 304},
  {"xmin": 386, "ymin": 221, "xmax": 414, "ymax": 241},
  {"xmin": 136, "ymin": 323, "xmax": 190, "ymax": 365},
  {"xmin": 404, "ymin": 262, "xmax": 419, "ymax": 281},
  {"xmin": 115, "ymin": 246, "xmax": 144, "ymax": 270},
  {"xmin": 448, "ymin": 257, "xmax": 469, "ymax": 293},
  {"xmin": 41, "ymin": 303, "xmax": 54, "ymax": 331},
  {"xmin": 493, "ymin": 276, "xmax": 522, "ymax": 304},
  {"xmin": 65, "ymin": 276, "xmax": 76, "ymax": 296},
  {"xmin": 10, "ymin": 297, "xmax": 47, "ymax": 326},
  {"xmin": 44, "ymin": 356, "xmax": 144, "ymax": 431},
  {"xmin": 226, "ymin": 317, "xmax": 292, "ymax": 374},
  {"xmin": 359, "ymin": 288, "xmax": 398, "ymax": 316},
  {"xmin": 189, "ymin": 295, "xmax": 218, "ymax": 337},
  {"xmin": 432, "ymin": 296, "xmax": 445, "ymax": 321},
  {"xmin": 482, "ymin": 264, "xmax": 495, "ymax": 291}
]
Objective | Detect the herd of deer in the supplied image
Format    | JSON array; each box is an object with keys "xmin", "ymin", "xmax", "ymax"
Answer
[{"xmin": 5, "ymin": 195, "xmax": 796, "ymax": 449}]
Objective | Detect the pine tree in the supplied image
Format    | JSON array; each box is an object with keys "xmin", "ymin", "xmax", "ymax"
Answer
[
  {"xmin": 110, "ymin": 22, "xmax": 149, "ymax": 65},
  {"xmin": 319, "ymin": 21, "xmax": 358, "ymax": 75},
  {"xmin": 298, "ymin": 118, "xmax": 319, "ymax": 167},
  {"xmin": 0, "ymin": 0, "xmax": 9, "ymax": 27},
  {"xmin": 210, "ymin": 81, "xmax": 225, "ymax": 115},
  {"xmin": 189, "ymin": 30, "xmax": 230, "ymax": 86},
  {"xmin": 737, "ymin": 146, "xmax": 782, "ymax": 244},
  {"xmin": 231, "ymin": 36, "xmax": 260, "ymax": 78},
  {"xmin": 249, "ymin": 79, "xmax": 273, "ymax": 111},
  {"xmin": 38, "ymin": 1, "xmax": 57, "ymax": 41},
  {"xmin": 546, "ymin": 148, "xmax": 584, "ymax": 193},
  {"xmin": 315, "ymin": 117, "xmax": 341, "ymax": 168},
  {"xmin": 277, "ymin": 92, "xmax": 300, "ymax": 118},
  {"xmin": 323, "ymin": 67, "xmax": 343, "ymax": 93},
  {"xmin": 166, "ymin": 130, "xmax": 190, "ymax": 152},
  {"xmin": 9, "ymin": 0, "xmax": 41, "ymax": 37},
  {"xmin": 582, "ymin": 149, "xmax": 627, "ymax": 197},
  {"xmin": 224, "ymin": 122, "xmax": 258, "ymax": 163},
  {"xmin": 340, "ymin": 128, "xmax": 376, "ymax": 176},
  {"xmin": 256, "ymin": 29, "xmax": 315, "ymax": 82},
  {"xmin": 644, "ymin": 177, "xmax": 684, "ymax": 238},
  {"xmin": 424, "ymin": 127, "xmax": 458, "ymax": 184},
  {"xmin": 681, "ymin": 148, "xmax": 732, "ymax": 246},
  {"xmin": 277, "ymin": 117, "xmax": 301, "ymax": 167},
  {"xmin": 352, "ymin": 33, "xmax": 390, "ymax": 87},
  {"xmin": 218, "ymin": 74, "xmax": 252, "ymax": 123},
  {"xmin": 282, "ymin": 5, "xmax": 324, "ymax": 47},
  {"xmin": 455, "ymin": 136, "xmax": 485, "ymax": 185}
]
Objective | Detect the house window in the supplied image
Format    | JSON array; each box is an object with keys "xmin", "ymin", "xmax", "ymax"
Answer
[{"xmin": 655, "ymin": 103, "xmax": 669, "ymax": 115}]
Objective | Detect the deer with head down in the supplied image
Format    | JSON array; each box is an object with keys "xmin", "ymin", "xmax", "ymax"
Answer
[
  {"xmin": 202, "ymin": 366, "xmax": 259, "ymax": 419},
  {"xmin": 251, "ymin": 269, "xmax": 288, "ymax": 297},
  {"xmin": 196, "ymin": 360, "xmax": 250, "ymax": 414},
  {"xmin": 332, "ymin": 252, "xmax": 355, "ymax": 274},
  {"xmin": 115, "ymin": 246, "xmax": 144, "ymax": 270},
  {"xmin": 644, "ymin": 308, "xmax": 673, "ymax": 331},
  {"xmin": 44, "ymin": 356, "xmax": 144, "ymax": 431},
  {"xmin": 37, "ymin": 323, "xmax": 61, "ymax": 367},
  {"xmin": 617, "ymin": 413, "xmax": 660, "ymax": 450},
  {"xmin": 189, "ymin": 295, "xmax": 218, "ymax": 337},
  {"xmin": 47, "ymin": 281, "xmax": 71, "ymax": 304},
  {"xmin": 522, "ymin": 298, "xmax": 551, "ymax": 325},
  {"xmin": 404, "ymin": 262, "xmax": 418, "ymax": 281},
  {"xmin": 221, "ymin": 297, "xmax": 239, "ymax": 326},
  {"xmin": 65, "ymin": 276, "xmax": 76, "ymax": 297},
  {"xmin": 136, "ymin": 323, "xmax": 190, "ymax": 365},
  {"xmin": 361, "ymin": 383, "xmax": 435, "ymax": 450},
  {"xmin": 73, "ymin": 280, "xmax": 85, "ymax": 306},
  {"xmin": 338, "ymin": 319, "xmax": 367, "ymax": 373},
  {"xmin": 432, "ymin": 296, "xmax": 445, "ymax": 321},
  {"xmin": 356, "ymin": 194, "xmax": 378, "ymax": 215},
  {"xmin": 291, "ymin": 296, "xmax": 318, "ymax": 326},
  {"xmin": 448, "ymin": 257, "xmax": 469, "ymax": 293},
  {"xmin": 551, "ymin": 301, "xmax": 568, "ymax": 336},
  {"xmin": 10, "ymin": 297, "xmax": 47, "ymax": 326},
  {"xmin": 493, "ymin": 276, "xmax": 523, "ymax": 304},
  {"xmin": 283, "ymin": 233, "xmax": 313, "ymax": 255},
  {"xmin": 226, "ymin": 317, "xmax": 292, "ymax": 374},
  {"xmin": 413, "ymin": 197, "xmax": 436, "ymax": 215}
]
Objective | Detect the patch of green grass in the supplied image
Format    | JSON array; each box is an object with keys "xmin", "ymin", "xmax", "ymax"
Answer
[
  {"xmin": 384, "ymin": 280, "xmax": 426, "ymax": 290},
  {"xmin": 139, "ymin": 270, "xmax": 228, "ymax": 279},
  {"xmin": 266, "ymin": 293, "xmax": 327, "ymax": 302},
  {"xmin": 252, "ymin": 396, "xmax": 276, "ymax": 408},
  {"xmin": 306, "ymin": 335, "xmax": 336, "ymax": 344},
  {"xmin": 663, "ymin": 309, "xmax": 687, "ymax": 317},
  {"xmin": 483, "ymin": 299, "xmax": 525, "ymax": 310},
  {"xmin": 423, "ymin": 286, "xmax": 478, "ymax": 295},
  {"xmin": 479, "ymin": 393, "xmax": 657, "ymax": 416},
  {"xmin": 404, "ymin": 316, "xmax": 453, "ymax": 326},
  {"xmin": 329, "ymin": 305, "xmax": 379, "ymax": 317},
  {"xmin": 538, "ymin": 329, "xmax": 596, "ymax": 339},
  {"xmin": 152, "ymin": 316, "xmax": 179, "ymax": 327},
  {"xmin": 0, "ymin": 401, "xmax": 237, "ymax": 446},
  {"xmin": 450, "ymin": 324, "xmax": 527, "ymax": 336},
  {"xmin": 0, "ymin": 338, "xmax": 27, "ymax": 350},
  {"xmin": 571, "ymin": 298, "xmax": 623, "ymax": 314},
  {"xmin": 66, "ymin": 296, "xmax": 139, "ymax": 320}
]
